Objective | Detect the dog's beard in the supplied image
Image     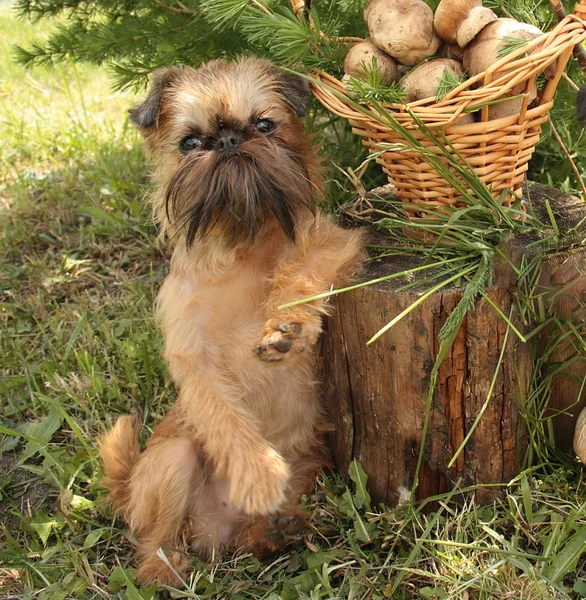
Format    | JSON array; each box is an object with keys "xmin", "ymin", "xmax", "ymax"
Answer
[{"xmin": 164, "ymin": 139, "xmax": 315, "ymax": 247}]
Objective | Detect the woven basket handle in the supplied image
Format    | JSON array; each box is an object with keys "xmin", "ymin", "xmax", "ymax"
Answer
[
  {"xmin": 573, "ymin": 1, "xmax": 586, "ymax": 16},
  {"xmin": 552, "ymin": 1, "xmax": 586, "ymax": 71}
]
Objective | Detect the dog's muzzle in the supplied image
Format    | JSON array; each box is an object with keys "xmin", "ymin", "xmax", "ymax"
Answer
[{"xmin": 215, "ymin": 131, "xmax": 244, "ymax": 153}]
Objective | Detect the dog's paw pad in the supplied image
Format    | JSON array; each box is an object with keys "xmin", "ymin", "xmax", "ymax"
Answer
[
  {"xmin": 272, "ymin": 337, "xmax": 293, "ymax": 353},
  {"xmin": 278, "ymin": 323, "xmax": 302, "ymax": 335},
  {"xmin": 273, "ymin": 513, "xmax": 303, "ymax": 536},
  {"xmin": 255, "ymin": 321, "xmax": 312, "ymax": 362},
  {"xmin": 264, "ymin": 511, "xmax": 306, "ymax": 546}
]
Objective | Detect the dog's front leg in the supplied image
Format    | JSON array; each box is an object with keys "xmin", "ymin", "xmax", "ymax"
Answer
[
  {"xmin": 176, "ymin": 371, "xmax": 290, "ymax": 515},
  {"xmin": 256, "ymin": 216, "xmax": 364, "ymax": 362}
]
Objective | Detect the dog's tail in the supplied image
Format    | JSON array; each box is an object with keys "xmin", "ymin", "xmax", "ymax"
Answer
[{"xmin": 98, "ymin": 415, "xmax": 141, "ymax": 514}]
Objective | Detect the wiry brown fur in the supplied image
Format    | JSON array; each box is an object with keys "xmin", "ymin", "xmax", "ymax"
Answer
[{"xmin": 99, "ymin": 57, "xmax": 365, "ymax": 586}]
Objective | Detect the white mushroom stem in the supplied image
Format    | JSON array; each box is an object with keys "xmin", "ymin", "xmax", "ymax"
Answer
[
  {"xmin": 435, "ymin": 0, "xmax": 497, "ymax": 48},
  {"xmin": 456, "ymin": 6, "xmax": 498, "ymax": 47}
]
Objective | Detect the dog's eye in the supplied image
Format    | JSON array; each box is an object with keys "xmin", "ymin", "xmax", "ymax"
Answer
[
  {"xmin": 179, "ymin": 135, "xmax": 203, "ymax": 154},
  {"xmin": 255, "ymin": 119, "xmax": 276, "ymax": 134}
]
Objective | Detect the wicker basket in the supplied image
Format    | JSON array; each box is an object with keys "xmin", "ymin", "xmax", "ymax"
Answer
[{"xmin": 291, "ymin": 0, "xmax": 586, "ymax": 218}]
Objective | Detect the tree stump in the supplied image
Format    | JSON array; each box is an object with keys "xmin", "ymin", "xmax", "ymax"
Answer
[{"xmin": 320, "ymin": 183, "xmax": 586, "ymax": 506}]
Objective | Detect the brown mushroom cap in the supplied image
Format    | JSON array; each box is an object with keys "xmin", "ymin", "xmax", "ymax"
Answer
[
  {"xmin": 344, "ymin": 39, "xmax": 399, "ymax": 86},
  {"xmin": 574, "ymin": 405, "xmax": 586, "ymax": 464},
  {"xmin": 400, "ymin": 58, "xmax": 464, "ymax": 102},
  {"xmin": 435, "ymin": 0, "xmax": 481, "ymax": 44},
  {"xmin": 435, "ymin": 0, "xmax": 497, "ymax": 47},
  {"xmin": 366, "ymin": 0, "xmax": 441, "ymax": 66}
]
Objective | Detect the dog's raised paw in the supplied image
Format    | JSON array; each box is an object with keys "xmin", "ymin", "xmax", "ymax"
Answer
[{"xmin": 255, "ymin": 319, "xmax": 319, "ymax": 362}]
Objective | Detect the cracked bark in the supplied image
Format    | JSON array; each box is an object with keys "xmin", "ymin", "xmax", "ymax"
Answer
[{"xmin": 319, "ymin": 182, "xmax": 586, "ymax": 506}]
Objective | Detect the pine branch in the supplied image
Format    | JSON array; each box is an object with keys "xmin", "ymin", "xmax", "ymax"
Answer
[
  {"xmin": 346, "ymin": 58, "xmax": 408, "ymax": 104},
  {"xmin": 153, "ymin": 0, "xmax": 195, "ymax": 15},
  {"xmin": 435, "ymin": 69, "xmax": 467, "ymax": 101}
]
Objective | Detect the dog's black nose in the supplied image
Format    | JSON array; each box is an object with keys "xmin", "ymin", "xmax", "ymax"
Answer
[{"xmin": 215, "ymin": 134, "xmax": 243, "ymax": 152}]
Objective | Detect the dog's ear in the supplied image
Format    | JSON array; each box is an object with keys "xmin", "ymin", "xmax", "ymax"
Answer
[
  {"xmin": 274, "ymin": 71, "xmax": 312, "ymax": 117},
  {"xmin": 129, "ymin": 67, "xmax": 183, "ymax": 129}
]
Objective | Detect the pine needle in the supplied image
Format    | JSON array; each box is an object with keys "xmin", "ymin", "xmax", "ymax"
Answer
[{"xmin": 346, "ymin": 58, "xmax": 409, "ymax": 104}]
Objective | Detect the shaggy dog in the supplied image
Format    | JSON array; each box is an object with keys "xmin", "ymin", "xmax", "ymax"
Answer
[{"xmin": 99, "ymin": 58, "xmax": 364, "ymax": 585}]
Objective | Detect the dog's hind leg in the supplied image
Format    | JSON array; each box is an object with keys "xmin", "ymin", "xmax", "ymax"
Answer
[{"xmin": 126, "ymin": 436, "xmax": 202, "ymax": 586}]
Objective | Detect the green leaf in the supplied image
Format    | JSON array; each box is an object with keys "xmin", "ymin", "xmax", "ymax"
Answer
[
  {"xmin": 0, "ymin": 421, "xmax": 28, "ymax": 451},
  {"xmin": 520, "ymin": 473, "xmax": 533, "ymax": 525},
  {"xmin": 305, "ymin": 549, "xmax": 345, "ymax": 570},
  {"xmin": 498, "ymin": 36, "xmax": 532, "ymax": 58},
  {"xmin": 420, "ymin": 587, "xmax": 447, "ymax": 599},
  {"xmin": 38, "ymin": 584, "xmax": 68, "ymax": 600},
  {"xmin": 353, "ymin": 515, "xmax": 377, "ymax": 543},
  {"xmin": 348, "ymin": 460, "xmax": 371, "ymax": 511},
  {"xmin": 574, "ymin": 580, "xmax": 586, "ymax": 597},
  {"xmin": 541, "ymin": 527, "xmax": 586, "ymax": 583},
  {"xmin": 62, "ymin": 573, "xmax": 87, "ymax": 595},
  {"xmin": 69, "ymin": 494, "xmax": 95, "ymax": 512},
  {"xmin": 83, "ymin": 528, "xmax": 105, "ymax": 548},
  {"xmin": 337, "ymin": 489, "xmax": 356, "ymax": 518},
  {"xmin": 282, "ymin": 571, "xmax": 319, "ymax": 600},
  {"xmin": 346, "ymin": 57, "xmax": 408, "ymax": 104},
  {"xmin": 305, "ymin": 551, "xmax": 331, "ymax": 570},
  {"xmin": 109, "ymin": 566, "xmax": 142, "ymax": 597},
  {"xmin": 22, "ymin": 405, "xmax": 64, "ymax": 460},
  {"xmin": 139, "ymin": 585, "xmax": 157, "ymax": 600},
  {"xmin": 28, "ymin": 510, "xmax": 65, "ymax": 546}
]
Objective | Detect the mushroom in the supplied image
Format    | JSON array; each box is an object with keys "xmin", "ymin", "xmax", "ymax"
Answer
[
  {"xmin": 435, "ymin": 0, "xmax": 498, "ymax": 48},
  {"xmin": 344, "ymin": 39, "xmax": 399, "ymax": 86},
  {"xmin": 574, "ymin": 405, "xmax": 586, "ymax": 464},
  {"xmin": 463, "ymin": 18, "xmax": 543, "ymax": 119},
  {"xmin": 365, "ymin": 0, "xmax": 441, "ymax": 66},
  {"xmin": 400, "ymin": 58, "xmax": 464, "ymax": 102},
  {"xmin": 400, "ymin": 58, "xmax": 475, "ymax": 123}
]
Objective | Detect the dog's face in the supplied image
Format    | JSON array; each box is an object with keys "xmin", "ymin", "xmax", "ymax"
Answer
[{"xmin": 130, "ymin": 58, "xmax": 320, "ymax": 246}]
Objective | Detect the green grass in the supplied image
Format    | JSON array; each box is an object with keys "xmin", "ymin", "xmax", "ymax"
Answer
[{"xmin": 2, "ymin": 6, "xmax": 586, "ymax": 600}]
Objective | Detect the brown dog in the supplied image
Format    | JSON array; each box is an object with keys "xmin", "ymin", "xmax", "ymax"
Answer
[{"xmin": 99, "ymin": 57, "xmax": 364, "ymax": 586}]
